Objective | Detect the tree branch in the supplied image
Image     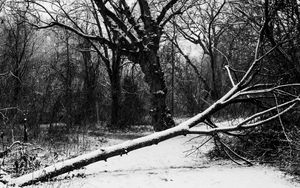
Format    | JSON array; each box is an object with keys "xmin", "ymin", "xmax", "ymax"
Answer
[
  {"xmin": 93, "ymin": 0, "xmax": 138, "ymax": 43},
  {"xmin": 31, "ymin": 21, "xmax": 117, "ymax": 49},
  {"xmin": 225, "ymin": 65, "xmax": 235, "ymax": 86},
  {"xmin": 157, "ymin": 0, "xmax": 180, "ymax": 24}
]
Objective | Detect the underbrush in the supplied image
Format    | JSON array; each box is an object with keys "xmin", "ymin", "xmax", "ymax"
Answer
[
  {"xmin": 208, "ymin": 117, "xmax": 300, "ymax": 177},
  {"xmin": 0, "ymin": 122, "xmax": 152, "ymax": 178},
  {"xmin": 0, "ymin": 127, "xmax": 108, "ymax": 178}
]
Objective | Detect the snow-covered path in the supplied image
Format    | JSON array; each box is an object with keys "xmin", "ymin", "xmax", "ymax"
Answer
[{"xmin": 25, "ymin": 135, "xmax": 299, "ymax": 188}]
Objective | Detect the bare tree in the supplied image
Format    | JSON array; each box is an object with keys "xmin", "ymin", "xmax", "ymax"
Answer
[
  {"xmin": 23, "ymin": 0, "xmax": 193, "ymax": 130},
  {"xmin": 175, "ymin": 0, "xmax": 237, "ymax": 100},
  {"xmin": 0, "ymin": 1, "xmax": 38, "ymax": 142}
]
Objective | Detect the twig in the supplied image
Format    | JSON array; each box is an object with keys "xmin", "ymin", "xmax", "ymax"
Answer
[
  {"xmin": 239, "ymin": 83, "xmax": 300, "ymax": 96},
  {"xmin": 0, "ymin": 141, "xmax": 31, "ymax": 158},
  {"xmin": 225, "ymin": 65, "xmax": 235, "ymax": 86},
  {"xmin": 219, "ymin": 141, "xmax": 243, "ymax": 165},
  {"xmin": 184, "ymin": 136, "xmax": 213, "ymax": 157},
  {"xmin": 0, "ymin": 72, "xmax": 9, "ymax": 77},
  {"xmin": 236, "ymin": 98, "xmax": 299, "ymax": 128},
  {"xmin": 273, "ymin": 94, "xmax": 292, "ymax": 144},
  {"xmin": 184, "ymin": 135, "xmax": 202, "ymax": 144},
  {"xmin": 217, "ymin": 137, "xmax": 253, "ymax": 166}
]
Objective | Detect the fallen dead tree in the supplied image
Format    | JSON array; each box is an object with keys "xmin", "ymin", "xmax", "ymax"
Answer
[{"xmin": 5, "ymin": 27, "xmax": 300, "ymax": 186}]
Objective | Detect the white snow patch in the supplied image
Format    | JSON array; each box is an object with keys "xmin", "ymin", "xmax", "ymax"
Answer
[{"xmin": 154, "ymin": 90, "xmax": 165, "ymax": 95}]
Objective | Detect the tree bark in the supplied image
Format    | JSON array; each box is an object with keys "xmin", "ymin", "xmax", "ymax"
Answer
[
  {"xmin": 138, "ymin": 50, "xmax": 175, "ymax": 131},
  {"xmin": 81, "ymin": 40, "xmax": 97, "ymax": 123},
  {"xmin": 110, "ymin": 70, "xmax": 121, "ymax": 128},
  {"xmin": 62, "ymin": 34, "xmax": 73, "ymax": 127},
  {"xmin": 109, "ymin": 55, "xmax": 122, "ymax": 128}
]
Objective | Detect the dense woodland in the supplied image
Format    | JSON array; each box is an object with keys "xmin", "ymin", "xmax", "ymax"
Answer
[{"xmin": 0, "ymin": 0, "xmax": 300, "ymax": 186}]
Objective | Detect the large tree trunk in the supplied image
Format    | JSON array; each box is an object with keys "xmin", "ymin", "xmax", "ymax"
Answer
[
  {"xmin": 110, "ymin": 58, "xmax": 122, "ymax": 128},
  {"xmin": 139, "ymin": 50, "xmax": 175, "ymax": 131},
  {"xmin": 64, "ymin": 36, "xmax": 73, "ymax": 127},
  {"xmin": 110, "ymin": 73, "xmax": 121, "ymax": 128},
  {"xmin": 80, "ymin": 39, "xmax": 98, "ymax": 123}
]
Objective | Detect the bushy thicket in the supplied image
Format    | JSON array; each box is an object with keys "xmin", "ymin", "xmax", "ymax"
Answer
[{"xmin": 209, "ymin": 113, "xmax": 300, "ymax": 175}]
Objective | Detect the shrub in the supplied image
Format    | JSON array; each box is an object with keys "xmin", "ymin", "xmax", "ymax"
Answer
[{"xmin": 208, "ymin": 113, "xmax": 300, "ymax": 175}]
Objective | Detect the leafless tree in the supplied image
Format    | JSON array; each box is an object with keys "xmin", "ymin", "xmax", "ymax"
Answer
[
  {"xmin": 23, "ymin": 0, "xmax": 194, "ymax": 130},
  {"xmin": 174, "ymin": 0, "xmax": 235, "ymax": 100}
]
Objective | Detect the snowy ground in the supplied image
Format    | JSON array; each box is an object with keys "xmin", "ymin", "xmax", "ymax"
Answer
[{"xmin": 21, "ymin": 134, "xmax": 299, "ymax": 188}]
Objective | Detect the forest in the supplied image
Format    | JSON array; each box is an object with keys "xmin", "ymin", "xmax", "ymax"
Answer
[{"xmin": 0, "ymin": 0, "xmax": 299, "ymax": 187}]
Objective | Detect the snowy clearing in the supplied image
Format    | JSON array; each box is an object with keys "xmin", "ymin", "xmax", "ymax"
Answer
[{"xmin": 19, "ymin": 133, "xmax": 299, "ymax": 188}]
